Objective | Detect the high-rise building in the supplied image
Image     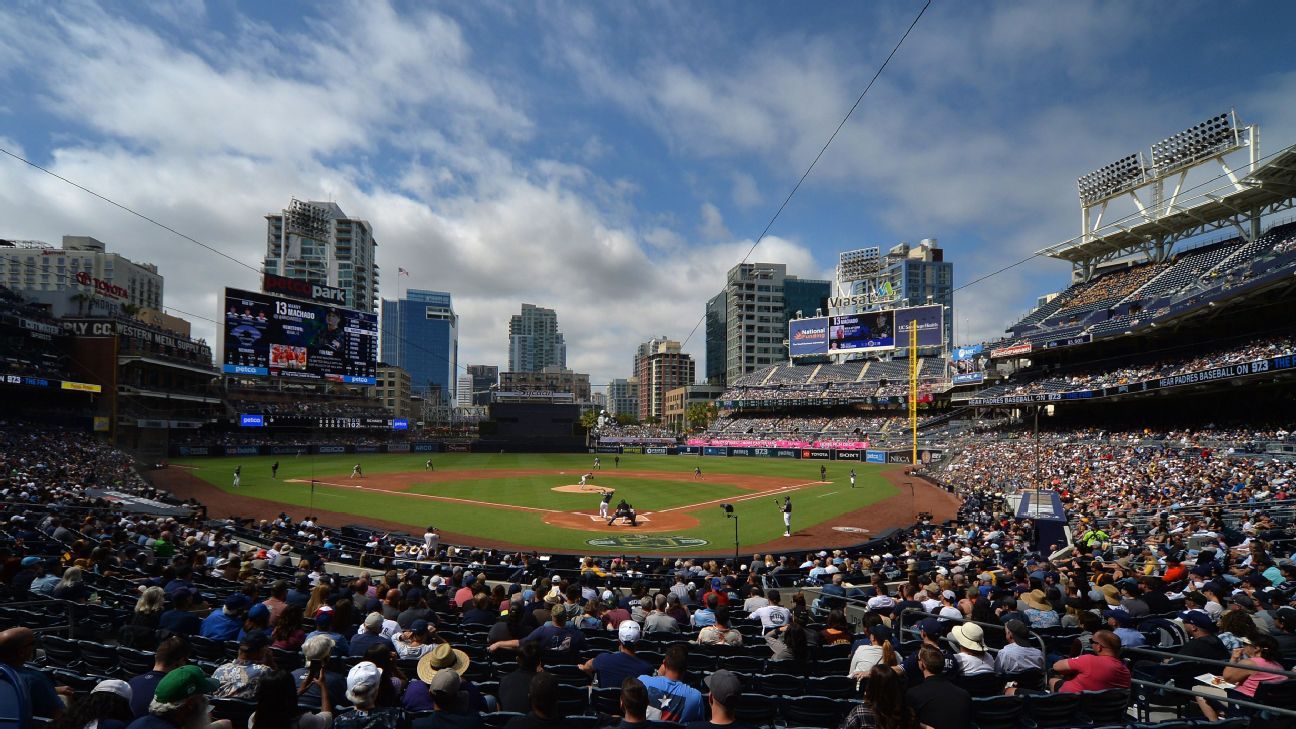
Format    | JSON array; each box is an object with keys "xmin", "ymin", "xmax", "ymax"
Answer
[
  {"xmin": 376, "ymin": 365, "xmax": 416, "ymax": 419},
  {"xmin": 606, "ymin": 378, "xmax": 639, "ymax": 419},
  {"xmin": 381, "ymin": 289, "xmax": 457, "ymax": 400},
  {"xmin": 0, "ymin": 236, "xmax": 163, "ymax": 313},
  {"xmin": 466, "ymin": 364, "xmax": 498, "ymax": 406},
  {"xmin": 455, "ymin": 374, "xmax": 474, "ymax": 408},
  {"xmin": 837, "ymin": 240, "xmax": 953, "ymax": 349},
  {"xmin": 635, "ymin": 338, "xmax": 695, "ymax": 423},
  {"xmin": 263, "ymin": 199, "xmax": 379, "ymax": 313},
  {"xmin": 715, "ymin": 262, "xmax": 830, "ymax": 384},
  {"xmin": 508, "ymin": 303, "xmax": 566, "ymax": 372},
  {"xmin": 704, "ymin": 291, "xmax": 727, "ymax": 386},
  {"xmin": 499, "ymin": 366, "xmax": 591, "ymax": 401}
]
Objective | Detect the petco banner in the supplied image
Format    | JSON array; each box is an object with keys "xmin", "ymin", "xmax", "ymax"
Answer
[
  {"xmin": 865, "ymin": 450, "xmax": 886, "ymax": 463},
  {"xmin": 788, "ymin": 317, "xmax": 830, "ymax": 356}
]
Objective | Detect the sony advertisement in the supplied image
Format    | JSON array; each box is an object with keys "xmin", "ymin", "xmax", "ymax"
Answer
[
  {"xmin": 222, "ymin": 287, "xmax": 378, "ymax": 384},
  {"xmin": 788, "ymin": 317, "xmax": 830, "ymax": 356}
]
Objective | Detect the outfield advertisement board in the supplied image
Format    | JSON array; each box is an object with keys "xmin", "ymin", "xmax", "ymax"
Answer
[
  {"xmin": 788, "ymin": 317, "xmax": 830, "ymax": 356},
  {"xmin": 801, "ymin": 448, "xmax": 832, "ymax": 460},
  {"xmin": 644, "ymin": 447, "xmax": 670, "ymax": 455},
  {"xmin": 952, "ymin": 373, "xmax": 985, "ymax": 385},
  {"xmin": 894, "ymin": 305, "xmax": 944, "ymax": 348},
  {"xmin": 676, "ymin": 446, "xmax": 701, "ymax": 455},
  {"xmin": 222, "ymin": 287, "xmax": 378, "ymax": 384},
  {"xmin": 865, "ymin": 450, "xmax": 886, "ymax": 463},
  {"xmin": 703, "ymin": 446, "xmax": 729, "ymax": 456},
  {"xmin": 835, "ymin": 449, "xmax": 862, "ymax": 461}
]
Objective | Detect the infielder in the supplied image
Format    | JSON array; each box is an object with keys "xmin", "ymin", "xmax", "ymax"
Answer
[
  {"xmin": 425, "ymin": 459, "xmax": 434, "ymax": 471},
  {"xmin": 593, "ymin": 456, "xmax": 602, "ymax": 470},
  {"xmin": 694, "ymin": 466, "xmax": 703, "ymax": 479},
  {"xmin": 780, "ymin": 496, "xmax": 792, "ymax": 537},
  {"xmin": 232, "ymin": 465, "xmax": 241, "ymax": 488},
  {"xmin": 351, "ymin": 463, "xmax": 363, "ymax": 479},
  {"xmin": 598, "ymin": 489, "xmax": 614, "ymax": 519}
]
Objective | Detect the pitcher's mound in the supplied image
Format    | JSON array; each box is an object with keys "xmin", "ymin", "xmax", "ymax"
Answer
[
  {"xmin": 544, "ymin": 510, "xmax": 700, "ymax": 533},
  {"xmin": 552, "ymin": 484, "xmax": 602, "ymax": 493}
]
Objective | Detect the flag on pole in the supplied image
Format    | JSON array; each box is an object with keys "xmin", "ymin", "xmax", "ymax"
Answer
[{"xmin": 398, "ymin": 267, "xmax": 410, "ymax": 277}]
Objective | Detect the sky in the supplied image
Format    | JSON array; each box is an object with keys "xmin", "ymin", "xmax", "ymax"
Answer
[{"xmin": 2, "ymin": 0, "xmax": 1296, "ymax": 389}]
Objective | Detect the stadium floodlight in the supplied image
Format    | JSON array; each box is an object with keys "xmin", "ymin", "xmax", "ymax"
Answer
[
  {"xmin": 1077, "ymin": 153, "xmax": 1146, "ymax": 205},
  {"xmin": 1150, "ymin": 112, "xmax": 1239, "ymax": 174}
]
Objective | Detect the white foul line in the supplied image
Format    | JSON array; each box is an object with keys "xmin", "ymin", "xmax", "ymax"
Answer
[
  {"xmin": 283, "ymin": 479, "xmax": 562, "ymax": 513},
  {"xmin": 659, "ymin": 481, "xmax": 832, "ymax": 513}
]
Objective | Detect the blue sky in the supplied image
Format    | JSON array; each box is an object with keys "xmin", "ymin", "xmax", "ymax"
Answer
[{"xmin": 2, "ymin": 0, "xmax": 1296, "ymax": 387}]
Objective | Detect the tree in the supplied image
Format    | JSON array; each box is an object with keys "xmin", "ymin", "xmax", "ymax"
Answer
[
  {"xmin": 579, "ymin": 409, "xmax": 601, "ymax": 430},
  {"xmin": 615, "ymin": 412, "xmax": 639, "ymax": 426},
  {"xmin": 685, "ymin": 402, "xmax": 718, "ymax": 432}
]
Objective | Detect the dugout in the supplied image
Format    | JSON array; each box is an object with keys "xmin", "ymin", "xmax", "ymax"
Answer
[{"xmin": 477, "ymin": 401, "xmax": 585, "ymax": 452}]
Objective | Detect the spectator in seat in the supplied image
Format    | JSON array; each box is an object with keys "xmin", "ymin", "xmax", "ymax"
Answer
[
  {"xmin": 749, "ymin": 589, "xmax": 791, "ymax": 631},
  {"xmin": 292, "ymin": 635, "xmax": 348, "ymax": 711},
  {"xmin": 53, "ymin": 678, "xmax": 134, "ymax": 729},
  {"xmin": 1050, "ymin": 630, "xmax": 1131, "ymax": 693},
  {"xmin": 10, "ymin": 555, "xmax": 44, "ymax": 595},
  {"xmin": 685, "ymin": 669, "xmax": 755, "ymax": 729},
  {"xmin": 1194, "ymin": 634, "xmax": 1288, "ymax": 721},
  {"xmin": 848, "ymin": 624, "xmax": 896, "ymax": 679},
  {"xmin": 503, "ymin": 672, "xmax": 563, "ymax": 729},
  {"xmin": 123, "ymin": 665, "xmax": 219, "ymax": 729},
  {"xmin": 271, "ymin": 604, "xmax": 307, "ymax": 652},
  {"xmin": 949, "ymin": 622, "xmax": 994, "ymax": 676},
  {"xmin": 766, "ymin": 620, "xmax": 809, "ymax": 665},
  {"xmin": 248, "ymin": 669, "xmax": 333, "ymax": 729},
  {"xmin": 488, "ymin": 604, "xmax": 586, "ymax": 658},
  {"xmin": 53, "ymin": 565, "xmax": 91, "ymax": 602},
  {"xmin": 609, "ymin": 677, "xmax": 662, "ymax": 729},
  {"xmin": 840, "ymin": 664, "xmax": 920, "ymax": 729},
  {"xmin": 1271, "ymin": 607, "xmax": 1296, "ymax": 662},
  {"xmin": 334, "ymin": 662, "xmax": 403, "ymax": 729},
  {"xmin": 1177, "ymin": 610, "xmax": 1229, "ymax": 662},
  {"xmin": 159, "ymin": 589, "xmax": 202, "ymax": 638},
  {"xmin": 695, "ymin": 606, "xmax": 743, "ymax": 647},
  {"xmin": 904, "ymin": 645, "xmax": 971, "ymax": 729},
  {"xmin": 129, "ymin": 636, "xmax": 191, "ymax": 718},
  {"xmin": 305, "ymin": 611, "xmax": 351, "ymax": 655},
  {"xmin": 583, "ymin": 620, "xmax": 652, "ymax": 689},
  {"xmin": 393, "ymin": 620, "xmax": 437, "ymax": 659},
  {"xmin": 900, "ymin": 619, "xmax": 962, "ymax": 687},
  {"xmin": 995, "ymin": 620, "xmax": 1044, "ymax": 675},
  {"xmin": 691, "ymin": 593, "xmax": 719, "ymax": 628},
  {"xmin": 350, "ymin": 613, "xmax": 395, "ymax": 657},
  {"xmin": 201, "ymin": 594, "xmax": 250, "ymax": 641},
  {"xmin": 643, "ymin": 594, "xmax": 679, "ymax": 634},
  {"xmin": 1021, "ymin": 590, "xmax": 1059, "ymax": 629},
  {"xmin": 213, "ymin": 632, "xmax": 273, "ymax": 699},
  {"xmin": 0, "ymin": 626, "xmax": 72, "ymax": 719},
  {"xmin": 1103, "ymin": 609, "xmax": 1145, "ymax": 648},
  {"xmin": 496, "ymin": 641, "xmax": 541, "ymax": 714},
  {"xmin": 409, "ymin": 668, "xmax": 479, "ymax": 729},
  {"xmin": 262, "ymin": 581, "xmax": 290, "ymax": 627},
  {"xmin": 637, "ymin": 644, "xmax": 705, "ymax": 724}
]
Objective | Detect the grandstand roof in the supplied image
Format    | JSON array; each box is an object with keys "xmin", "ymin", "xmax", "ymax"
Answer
[{"xmin": 1038, "ymin": 142, "xmax": 1296, "ymax": 264}]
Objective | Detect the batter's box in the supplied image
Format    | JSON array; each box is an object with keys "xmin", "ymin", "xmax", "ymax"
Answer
[{"xmin": 571, "ymin": 511, "xmax": 653, "ymax": 523}]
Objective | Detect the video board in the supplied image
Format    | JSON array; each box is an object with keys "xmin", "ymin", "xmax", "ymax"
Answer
[
  {"xmin": 788, "ymin": 317, "xmax": 830, "ymax": 356},
  {"xmin": 829, "ymin": 311, "xmax": 895, "ymax": 352},
  {"xmin": 222, "ymin": 287, "xmax": 377, "ymax": 384}
]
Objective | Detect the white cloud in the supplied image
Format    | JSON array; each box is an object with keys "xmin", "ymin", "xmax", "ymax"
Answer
[
  {"xmin": 698, "ymin": 202, "xmax": 730, "ymax": 242},
  {"xmin": 730, "ymin": 172, "xmax": 762, "ymax": 209}
]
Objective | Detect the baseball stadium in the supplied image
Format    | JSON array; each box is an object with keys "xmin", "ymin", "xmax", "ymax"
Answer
[{"xmin": 3, "ymin": 7, "xmax": 1296, "ymax": 728}]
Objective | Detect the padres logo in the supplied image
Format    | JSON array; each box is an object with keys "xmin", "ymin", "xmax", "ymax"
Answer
[{"xmin": 586, "ymin": 535, "xmax": 710, "ymax": 550}]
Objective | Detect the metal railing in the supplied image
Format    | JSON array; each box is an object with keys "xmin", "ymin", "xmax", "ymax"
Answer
[{"xmin": 1126, "ymin": 645, "xmax": 1296, "ymax": 719}]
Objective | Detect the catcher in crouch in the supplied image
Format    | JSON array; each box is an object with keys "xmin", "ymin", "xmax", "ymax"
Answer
[{"xmin": 608, "ymin": 498, "xmax": 638, "ymax": 526}]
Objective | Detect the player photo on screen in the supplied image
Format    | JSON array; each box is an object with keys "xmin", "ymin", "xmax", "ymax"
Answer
[{"xmin": 222, "ymin": 287, "xmax": 377, "ymax": 384}]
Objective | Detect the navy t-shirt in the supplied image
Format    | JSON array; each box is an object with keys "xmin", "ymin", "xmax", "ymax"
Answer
[
  {"xmin": 128, "ymin": 671, "xmax": 166, "ymax": 717},
  {"xmin": 523, "ymin": 624, "xmax": 586, "ymax": 653},
  {"xmin": 591, "ymin": 651, "xmax": 651, "ymax": 689}
]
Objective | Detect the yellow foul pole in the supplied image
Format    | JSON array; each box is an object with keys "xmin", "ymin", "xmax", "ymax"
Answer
[{"xmin": 909, "ymin": 325, "xmax": 918, "ymax": 467}]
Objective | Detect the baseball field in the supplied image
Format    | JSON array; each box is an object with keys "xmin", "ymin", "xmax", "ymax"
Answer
[{"xmin": 158, "ymin": 452, "xmax": 960, "ymax": 554}]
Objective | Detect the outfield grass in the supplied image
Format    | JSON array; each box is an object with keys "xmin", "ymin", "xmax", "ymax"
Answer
[{"xmin": 172, "ymin": 452, "xmax": 898, "ymax": 552}]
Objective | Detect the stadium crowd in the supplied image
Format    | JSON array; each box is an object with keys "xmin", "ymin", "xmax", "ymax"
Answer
[{"xmin": 0, "ymin": 417, "xmax": 1293, "ymax": 729}]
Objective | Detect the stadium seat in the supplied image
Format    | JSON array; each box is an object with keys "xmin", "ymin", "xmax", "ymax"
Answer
[
  {"xmin": 803, "ymin": 675, "xmax": 856, "ymax": 698},
  {"xmin": 187, "ymin": 635, "xmax": 227, "ymax": 662},
  {"xmin": 733, "ymin": 692, "xmax": 780, "ymax": 728},
  {"xmin": 1002, "ymin": 668, "xmax": 1044, "ymax": 693},
  {"xmin": 753, "ymin": 672, "xmax": 803, "ymax": 697},
  {"xmin": 1078, "ymin": 688, "xmax": 1132, "ymax": 724},
  {"xmin": 482, "ymin": 712, "xmax": 524, "ymax": 729},
  {"xmin": 591, "ymin": 685, "xmax": 621, "ymax": 714},
  {"xmin": 970, "ymin": 694, "xmax": 1024, "ymax": 729},
  {"xmin": 75, "ymin": 640, "xmax": 118, "ymax": 676},
  {"xmin": 1022, "ymin": 692, "xmax": 1080, "ymax": 727},
  {"xmin": 117, "ymin": 647, "xmax": 156, "ymax": 677},
  {"xmin": 780, "ymin": 695, "xmax": 855, "ymax": 727},
  {"xmin": 957, "ymin": 672, "xmax": 1006, "ymax": 698},
  {"xmin": 554, "ymin": 682, "xmax": 590, "ymax": 714},
  {"xmin": 209, "ymin": 697, "xmax": 257, "ymax": 729},
  {"xmin": 37, "ymin": 635, "xmax": 79, "ymax": 668}
]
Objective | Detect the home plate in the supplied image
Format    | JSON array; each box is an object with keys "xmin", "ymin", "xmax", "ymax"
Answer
[{"xmin": 578, "ymin": 512, "xmax": 652, "ymax": 523}]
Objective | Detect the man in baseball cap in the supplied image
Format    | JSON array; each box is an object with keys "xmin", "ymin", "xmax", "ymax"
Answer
[
  {"xmin": 128, "ymin": 665, "xmax": 218, "ymax": 729},
  {"xmin": 581, "ymin": 620, "xmax": 650, "ymax": 690},
  {"xmin": 699, "ymin": 669, "xmax": 745, "ymax": 726}
]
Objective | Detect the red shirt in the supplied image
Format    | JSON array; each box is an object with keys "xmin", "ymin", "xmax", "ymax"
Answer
[
  {"xmin": 701, "ymin": 590, "xmax": 730, "ymax": 607},
  {"xmin": 1059, "ymin": 654, "xmax": 1131, "ymax": 693},
  {"xmin": 1162, "ymin": 565, "xmax": 1187, "ymax": 583}
]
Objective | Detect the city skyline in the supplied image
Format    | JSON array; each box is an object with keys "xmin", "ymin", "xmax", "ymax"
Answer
[{"xmin": 3, "ymin": 3, "xmax": 1296, "ymax": 387}]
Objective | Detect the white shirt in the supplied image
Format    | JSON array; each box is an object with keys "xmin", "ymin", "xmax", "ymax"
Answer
[{"xmin": 750, "ymin": 604, "xmax": 791, "ymax": 629}]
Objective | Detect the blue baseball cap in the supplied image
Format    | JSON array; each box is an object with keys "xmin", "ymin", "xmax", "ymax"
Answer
[
  {"xmin": 1178, "ymin": 610, "xmax": 1216, "ymax": 632},
  {"xmin": 224, "ymin": 594, "xmax": 252, "ymax": 610},
  {"xmin": 1102, "ymin": 609, "xmax": 1133, "ymax": 626}
]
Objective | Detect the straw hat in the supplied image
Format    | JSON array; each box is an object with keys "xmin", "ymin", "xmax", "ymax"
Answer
[
  {"xmin": 951, "ymin": 622, "xmax": 986, "ymax": 652},
  {"xmin": 1022, "ymin": 589, "xmax": 1052, "ymax": 612},
  {"xmin": 1099, "ymin": 584, "xmax": 1122, "ymax": 606},
  {"xmin": 416, "ymin": 643, "xmax": 470, "ymax": 682}
]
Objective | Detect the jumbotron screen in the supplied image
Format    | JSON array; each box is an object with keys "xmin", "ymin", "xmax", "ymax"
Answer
[{"xmin": 222, "ymin": 287, "xmax": 377, "ymax": 384}]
